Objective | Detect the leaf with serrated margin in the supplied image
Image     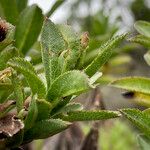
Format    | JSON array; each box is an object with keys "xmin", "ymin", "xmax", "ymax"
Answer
[
  {"xmin": 24, "ymin": 119, "xmax": 70, "ymax": 142},
  {"xmin": 12, "ymin": 72, "xmax": 24, "ymax": 112},
  {"xmin": 40, "ymin": 19, "xmax": 67, "ymax": 87},
  {"xmin": 8, "ymin": 57, "xmax": 36, "ymax": 74},
  {"xmin": 8, "ymin": 58, "xmax": 46, "ymax": 98},
  {"xmin": 120, "ymin": 109, "xmax": 150, "ymax": 139},
  {"xmin": 62, "ymin": 110, "xmax": 120, "ymax": 121},
  {"xmin": 41, "ymin": 18, "xmax": 67, "ymax": 54},
  {"xmin": 134, "ymin": 21, "xmax": 150, "ymax": 38},
  {"xmin": 47, "ymin": 70, "xmax": 92, "ymax": 102},
  {"xmin": 58, "ymin": 24, "xmax": 81, "ymax": 70},
  {"xmin": 49, "ymin": 56, "xmax": 66, "ymax": 87},
  {"xmin": 85, "ymin": 34, "xmax": 127, "ymax": 77},
  {"xmin": 54, "ymin": 103, "xmax": 83, "ymax": 116},
  {"xmin": 36, "ymin": 99, "xmax": 52, "ymax": 121},
  {"xmin": 15, "ymin": 4, "xmax": 44, "ymax": 54},
  {"xmin": 128, "ymin": 35, "xmax": 150, "ymax": 48}
]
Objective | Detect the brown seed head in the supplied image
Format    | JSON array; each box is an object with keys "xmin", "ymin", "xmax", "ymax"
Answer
[
  {"xmin": 0, "ymin": 20, "xmax": 8, "ymax": 42},
  {"xmin": 81, "ymin": 32, "xmax": 89, "ymax": 48}
]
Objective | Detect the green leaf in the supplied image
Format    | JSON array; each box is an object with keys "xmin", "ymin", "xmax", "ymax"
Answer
[
  {"xmin": 25, "ymin": 95, "xmax": 38, "ymax": 130},
  {"xmin": 8, "ymin": 58, "xmax": 46, "ymax": 98},
  {"xmin": 40, "ymin": 19, "xmax": 67, "ymax": 87},
  {"xmin": 134, "ymin": 21, "xmax": 150, "ymax": 38},
  {"xmin": 0, "ymin": 68, "xmax": 13, "ymax": 103},
  {"xmin": 48, "ymin": 56, "xmax": 66, "ymax": 87},
  {"xmin": 12, "ymin": 72, "xmax": 24, "ymax": 112},
  {"xmin": 46, "ymin": 0, "xmax": 65, "ymax": 17},
  {"xmin": 54, "ymin": 102, "xmax": 83, "ymax": 116},
  {"xmin": 96, "ymin": 75, "xmax": 115, "ymax": 85},
  {"xmin": 8, "ymin": 57, "xmax": 36, "ymax": 74},
  {"xmin": 0, "ymin": 83, "xmax": 13, "ymax": 103},
  {"xmin": 24, "ymin": 119, "xmax": 70, "ymax": 141},
  {"xmin": 41, "ymin": 18, "xmax": 67, "ymax": 55},
  {"xmin": 50, "ymin": 97, "xmax": 71, "ymax": 116},
  {"xmin": 62, "ymin": 110, "xmax": 120, "ymax": 121},
  {"xmin": 85, "ymin": 34, "xmax": 126, "ymax": 77},
  {"xmin": 16, "ymin": 0, "xmax": 28, "ymax": 13},
  {"xmin": 120, "ymin": 109, "xmax": 150, "ymax": 139},
  {"xmin": 0, "ymin": 0, "xmax": 19, "ymax": 25},
  {"xmin": 47, "ymin": 70, "xmax": 92, "ymax": 102},
  {"xmin": 0, "ymin": 40, "xmax": 14, "ymax": 52},
  {"xmin": 15, "ymin": 4, "xmax": 44, "ymax": 55},
  {"xmin": 58, "ymin": 24, "xmax": 81, "ymax": 70},
  {"xmin": 110, "ymin": 77, "xmax": 150, "ymax": 95},
  {"xmin": 36, "ymin": 99, "xmax": 52, "ymax": 121},
  {"xmin": 138, "ymin": 135, "xmax": 150, "ymax": 150},
  {"xmin": 128, "ymin": 35, "xmax": 150, "ymax": 48},
  {"xmin": 0, "ymin": 47, "xmax": 17, "ymax": 70}
]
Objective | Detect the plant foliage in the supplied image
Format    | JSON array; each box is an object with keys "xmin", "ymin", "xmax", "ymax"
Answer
[{"xmin": 0, "ymin": 2, "xmax": 126, "ymax": 148}]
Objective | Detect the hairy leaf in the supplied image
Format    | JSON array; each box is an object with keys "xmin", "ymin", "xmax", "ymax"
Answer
[
  {"xmin": 41, "ymin": 18, "xmax": 67, "ymax": 55},
  {"xmin": 129, "ymin": 35, "xmax": 150, "ymax": 48},
  {"xmin": 62, "ymin": 110, "xmax": 120, "ymax": 121},
  {"xmin": 12, "ymin": 72, "xmax": 24, "ymax": 112},
  {"xmin": 8, "ymin": 57, "xmax": 36, "ymax": 74},
  {"xmin": 120, "ymin": 109, "xmax": 150, "ymax": 139},
  {"xmin": 8, "ymin": 58, "xmax": 46, "ymax": 98},
  {"xmin": 24, "ymin": 119, "xmax": 70, "ymax": 141},
  {"xmin": 55, "ymin": 102, "xmax": 83, "ymax": 116},
  {"xmin": 49, "ymin": 56, "xmax": 66, "ymax": 87},
  {"xmin": 134, "ymin": 21, "xmax": 150, "ymax": 38},
  {"xmin": 41, "ymin": 19, "xmax": 67, "ymax": 87},
  {"xmin": 110, "ymin": 77, "xmax": 150, "ymax": 95},
  {"xmin": 15, "ymin": 4, "xmax": 44, "ymax": 54},
  {"xmin": 58, "ymin": 24, "xmax": 81, "ymax": 70},
  {"xmin": 47, "ymin": 70, "xmax": 92, "ymax": 102},
  {"xmin": 36, "ymin": 99, "xmax": 52, "ymax": 121},
  {"xmin": 85, "ymin": 34, "xmax": 126, "ymax": 77}
]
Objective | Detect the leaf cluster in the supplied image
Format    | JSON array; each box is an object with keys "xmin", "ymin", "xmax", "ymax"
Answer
[{"xmin": 0, "ymin": 2, "xmax": 125, "ymax": 148}]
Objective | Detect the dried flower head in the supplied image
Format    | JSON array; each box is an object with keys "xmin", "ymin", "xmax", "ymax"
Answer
[
  {"xmin": 0, "ymin": 114, "xmax": 24, "ymax": 139},
  {"xmin": 0, "ymin": 20, "xmax": 8, "ymax": 42},
  {"xmin": 80, "ymin": 32, "xmax": 89, "ymax": 48}
]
